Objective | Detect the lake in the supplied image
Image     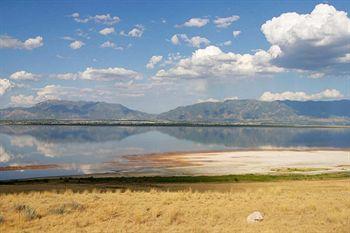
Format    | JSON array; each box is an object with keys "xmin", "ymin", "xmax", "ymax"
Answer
[{"xmin": 1, "ymin": 125, "xmax": 350, "ymax": 180}]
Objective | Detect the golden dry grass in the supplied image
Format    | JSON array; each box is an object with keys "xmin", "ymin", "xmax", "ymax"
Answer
[{"xmin": 0, "ymin": 179, "xmax": 349, "ymax": 233}]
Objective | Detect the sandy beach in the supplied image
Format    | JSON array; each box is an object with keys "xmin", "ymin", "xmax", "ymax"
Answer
[
  {"xmin": 160, "ymin": 149, "xmax": 350, "ymax": 175},
  {"xmin": 89, "ymin": 149, "xmax": 350, "ymax": 176}
]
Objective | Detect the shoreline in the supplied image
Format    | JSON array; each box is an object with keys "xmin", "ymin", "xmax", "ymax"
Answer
[
  {"xmin": 1, "ymin": 149, "xmax": 350, "ymax": 182},
  {"xmin": 1, "ymin": 120, "xmax": 350, "ymax": 128}
]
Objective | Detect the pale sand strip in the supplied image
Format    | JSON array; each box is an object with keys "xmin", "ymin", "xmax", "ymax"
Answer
[
  {"xmin": 165, "ymin": 150, "xmax": 350, "ymax": 175},
  {"xmin": 1, "ymin": 149, "xmax": 349, "ymax": 177}
]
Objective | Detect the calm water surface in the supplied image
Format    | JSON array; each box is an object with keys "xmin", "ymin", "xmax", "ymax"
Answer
[{"xmin": 1, "ymin": 126, "xmax": 350, "ymax": 180}]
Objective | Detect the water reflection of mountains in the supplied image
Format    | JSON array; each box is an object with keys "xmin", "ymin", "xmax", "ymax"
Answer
[
  {"xmin": 0, "ymin": 126, "xmax": 149, "ymax": 143},
  {"xmin": 159, "ymin": 127, "xmax": 350, "ymax": 148},
  {"xmin": 1, "ymin": 126, "xmax": 350, "ymax": 148}
]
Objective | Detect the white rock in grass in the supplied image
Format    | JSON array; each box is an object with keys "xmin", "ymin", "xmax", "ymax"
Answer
[{"xmin": 247, "ymin": 211, "xmax": 264, "ymax": 223}]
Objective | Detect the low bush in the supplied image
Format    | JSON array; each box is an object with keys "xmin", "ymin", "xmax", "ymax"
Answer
[
  {"xmin": 14, "ymin": 204, "xmax": 40, "ymax": 220},
  {"xmin": 49, "ymin": 201, "xmax": 84, "ymax": 215}
]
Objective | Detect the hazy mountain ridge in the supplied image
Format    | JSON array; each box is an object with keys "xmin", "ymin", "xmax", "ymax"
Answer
[
  {"xmin": 158, "ymin": 100, "xmax": 300, "ymax": 123},
  {"xmin": 1, "ymin": 99, "xmax": 350, "ymax": 125},
  {"xmin": 281, "ymin": 100, "xmax": 350, "ymax": 118},
  {"xmin": 0, "ymin": 100, "xmax": 153, "ymax": 120},
  {"xmin": 159, "ymin": 99, "xmax": 350, "ymax": 124}
]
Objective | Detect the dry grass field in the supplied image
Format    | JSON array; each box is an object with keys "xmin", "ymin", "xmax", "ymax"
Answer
[{"xmin": 0, "ymin": 179, "xmax": 349, "ymax": 233}]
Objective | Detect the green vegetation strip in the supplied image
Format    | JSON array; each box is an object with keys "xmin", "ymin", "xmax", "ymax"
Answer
[
  {"xmin": 270, "ymin": 167, "xmax": 331, "ymax": 172},
  {"xmin": 1, "ymin": 172, "xmax": 349, "ymax": 185}
]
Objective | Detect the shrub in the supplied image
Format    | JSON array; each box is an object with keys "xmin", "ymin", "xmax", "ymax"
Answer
[
  {"xmin": 49, "ymin": 201, "xmax": 84, "ymax": 215},
  {"xmin": 13, "ymin": 204, "xmax": 40, "ymax": 221},
  {"xmin": 23, "ymin": 206, "xmax": 39, "ymax": 220},
  {"xmin": 0, "ymin": 214, "xmax": 4, "ymax": 224},
  {"xmin": 14, "ymin": 204, "xmax": 27, "ymax": 212},
  {"xmin": 67, "ymin": 201, "xmax": 84, "ymax": 211},
  {"xmin": 49, "ymin": 206, "xmax": 65, "ymax": 215}
]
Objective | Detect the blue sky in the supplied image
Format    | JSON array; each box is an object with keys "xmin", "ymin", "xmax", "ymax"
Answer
[{"xmin": 0, "ymin": 0, "xmax": 349, "ymax": 113}]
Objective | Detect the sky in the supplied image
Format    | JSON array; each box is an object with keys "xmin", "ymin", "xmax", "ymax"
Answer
[{"xmin": 0, "ymin": 0, "xmax": 349, "ymax": 113}]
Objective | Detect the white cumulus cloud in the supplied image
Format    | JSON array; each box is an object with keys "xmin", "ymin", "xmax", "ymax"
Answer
[
  {"xmin": 218, "ymin": 40, "xmax": 232, "ymax": 47},
  {"xmin": 197, "ymin": 96, "xmax": 239, "ymax": 103},
  {"xmin": 71, "ymin": 13, "xmax": 120, "ymax": 25},
  {"xmin": 10, "ymin": 71, "xmax": 40, "ymax": 81},
  {"xmin": 10, "ymin": 85, "xmax": 59, "ymax": 106},
  {"xmin": 10, "ymin": 94, "xmax": 36, "ymax": 106},
  {"xmin": 55, "ymin": 73, "xmax": 79, "ymax": 80},
  {"xmin": 92, "ymin": 14, "xmax": 120, "ymax": 25},
  {"xmin": 171, "ymin": 35, "xmax": 180, "ymax": 45},
  {"xmin": 146, "ymin": 55, "xmax": 163, "ymax": 69},
  {"xmin": 171, "ymin": 34, "xmax": 210, "ymax": 48},
  {"xmin": 260, "ymin": 89, "xmax": 344, "ymax": 101},
  {"xmin": 100, "ymin": 41, "xmax": 123, "ymax": 50},
  {"xmin": 223, "ymin": 40, "xmax": 232, "ymax": 46},
  {"xmin": 214, "ymin": 15, "xmax": 239, "ymax": 28},
  {"xmin": 15, "ymin": 85, "xmax": 91, "ymax": 105},
  {"xmin": 232, "ymin": 31, "xmax": 241, "ymax": 37},
  {"xmin": 0, "ymin": 35, "xmax": 43, "ymax": 50},
  {"xmin": 55, "ymin": 67, "xmax": 142, "ymax": 82},
  {"xmin": 69, "ymin": 40, "xmax": 85, "ymax": 50},
  {"xmin": 159, "ymin": 4, "xmax": 350, "ymax": 80},
  {"xmin": 197, "ymin": 98, "xmax": 220, "ymax": 103},
  {"xmin": 153, "ymin": 45, "xmax": 283, "ymax": 80},
  {"xmin": 36, "ymin": 85, "xmax": 62, "ymax": 101},
  {"xmin": 79, "ymin": 67, "xmax": 141, "ymax": 81},
  {"xmin": 224, "ymin": 96, "xmax": 239, "ymax": 101},
  {"xmin": 120, "ymin": 25, "xmax": 145, "ymax": 37},
  {"xmin": 99, "ymin": 27, "xmax": 115, "ymax": 35},
  {"xmin": 261, "ymin": 3, "xmax": 350, "ymax": 75},
  {"xmin": 0, "ymin": 79, "xmax": 13, "ymax": 95},
  {"xmin": 179, "ymin": 18, "xmax": 209, "ymax": 27}
]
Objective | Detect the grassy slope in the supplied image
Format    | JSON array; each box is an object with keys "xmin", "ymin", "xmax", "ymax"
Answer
[{"xmin": 0, "ymin": 179, "xmax": 349, "ymax": 233}]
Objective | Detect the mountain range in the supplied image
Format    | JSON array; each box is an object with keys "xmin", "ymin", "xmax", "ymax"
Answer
[
  {"xmin": 1, "ymin": 99, "xmax": 350, "ymax": 125},
  {"xmin": 0, "ymin": 100, "xmax": 151, "ymax": 120}
]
